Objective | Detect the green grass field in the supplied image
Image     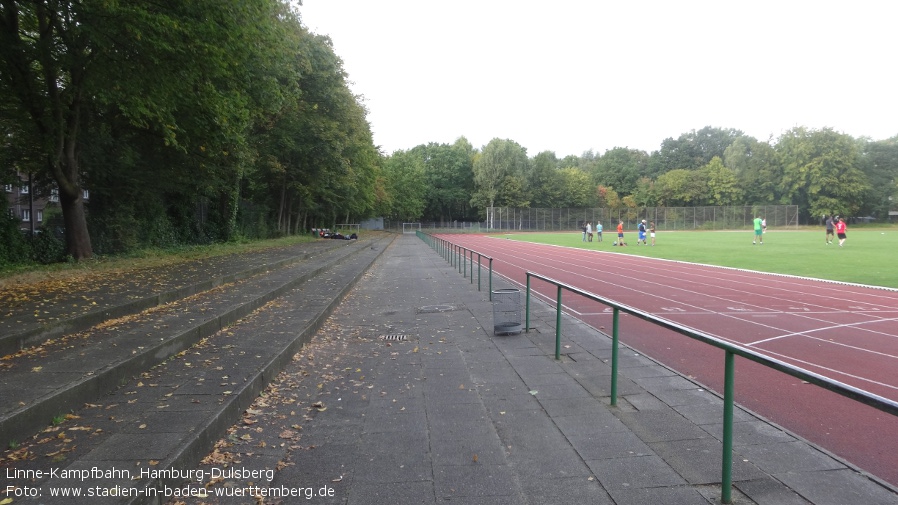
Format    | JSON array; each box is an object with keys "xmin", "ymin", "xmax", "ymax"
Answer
[{"xmin": 500, "ymin": 228, "xmax": 898, "ymax": 289}]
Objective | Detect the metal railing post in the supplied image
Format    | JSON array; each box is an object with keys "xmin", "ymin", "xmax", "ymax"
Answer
[
  {"xmin": 525, "ymin": 275, "xmax": 531, "ymax": 333},
  {"xmin": 489, "ymin": 258, "xmax": 493, "ymax": 301},
  {"xmin": 469, "ymin": 251, "xmax": 474, "ymax": 284},
  {"xmin": 611, "ymin": 307, "xmax": 620, "ymax": 406},
  {"xmin": 722, "ymin": 350, "xmax": 735, "ymax": 504},
  {"xmin": 555, "ymin": 285, "xmax": 562, "ymax": 360},
  {"xmin": 477, "ymin": 254, "xmax": 482, "ymax": 291},
  {"xmin": 461, "ymin": 247, "xmax": 466, "ymax": 276}
]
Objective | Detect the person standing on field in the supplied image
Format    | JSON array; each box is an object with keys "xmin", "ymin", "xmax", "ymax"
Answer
[
  {"xmin": 596, "ymin": 221, "xmax": 603, "ymax": 242},
  {"xmin": 825, "ymin": 215, "xmax": 834, "ymax": 244},
  {"xmin": 637, "ymin": 220, "xmax": 647, "ymax": 245},
  {"xmin": 649, "ymin": 221, "xmax": 656, "ymax": 246},
  {"xmin": 616, "ymin": 220, "xmax": 627, "ymax": 246},
  {"xmin": 753, "ymin": 216, "xmax": 763, "ymax": 245},
  {"xmin": 834, "ymin": 216, "xmax": 847, "ymax": 247}
]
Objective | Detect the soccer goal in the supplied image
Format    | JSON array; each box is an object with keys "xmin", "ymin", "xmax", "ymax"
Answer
[
  {"xmin": 335, "ymin": 223, "xmax": 360, "ymax": 236},
  {"xmin": 402, "ymin": 223, "xmax": 422, "ymax": 234}
]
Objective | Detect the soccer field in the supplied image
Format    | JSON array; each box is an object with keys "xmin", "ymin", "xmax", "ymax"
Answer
[{"xmin": 499, "ymin": 228, "xmax": 898, "ymax": 289}]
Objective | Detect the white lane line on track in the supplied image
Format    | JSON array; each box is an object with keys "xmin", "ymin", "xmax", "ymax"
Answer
[
  {"xmin": 442, "ymin": 236, "xmax": 898, "ymax": 382},
  {"xmin": 748, "ymin": 317, "xmax": 898, "ymax": 346},
  {"xmin": 458, "ymin": 237, "xmax": 898, "ymax": 337},
  {"xmin": 470, "ymin": 235, "xmax": 898, "ymax": 311},
  {"xmin": 751, "ymin": 345, "xmax": 898, "ymax": 393}
]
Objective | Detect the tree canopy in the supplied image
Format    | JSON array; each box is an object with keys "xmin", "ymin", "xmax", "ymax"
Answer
[{"xmin": 1, "ymin": 0, "xmax": 383, "ymax": 261}]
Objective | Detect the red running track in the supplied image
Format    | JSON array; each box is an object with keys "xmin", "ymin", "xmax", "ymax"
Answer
[{"xmin": 438, "ymin": 234, "xmax": 898, "ymax": 486}]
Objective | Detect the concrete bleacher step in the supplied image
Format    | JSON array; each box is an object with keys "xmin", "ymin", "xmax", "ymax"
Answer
[
  {"xmin": 0, "ymin": 235, "xmax": 393, "ymax": 456},
  {"xmin": 0, "ymin": 239, "xmax": 350, "ymax": 358}
]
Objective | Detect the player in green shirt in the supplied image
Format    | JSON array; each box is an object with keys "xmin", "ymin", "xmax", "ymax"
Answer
[{"xmin": 753, "ymin": 216, "xmax": 763, "ymax": 245}]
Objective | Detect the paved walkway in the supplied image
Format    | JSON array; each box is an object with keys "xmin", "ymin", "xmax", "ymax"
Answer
[
  {"xmin": 166, "ymin": 235, "xmax": 897, "ymax": 505},
  {"xmin": 2, "ymin": 233, "xmax": 896, "ymax": 505}
]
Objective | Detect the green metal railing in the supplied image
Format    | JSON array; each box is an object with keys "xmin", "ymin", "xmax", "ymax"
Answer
[
  {"xmin": 417, "ymin": 231, "xmax": 494, "ymax": 299},
  {"xmin": 525, "ymin": 271, "xmax": 898, "ymax": 504}
]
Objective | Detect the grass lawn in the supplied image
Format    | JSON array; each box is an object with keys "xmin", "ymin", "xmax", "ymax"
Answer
[{"xmin": 499, "ymin": 228, "xmax": 898, "ymax": 289}]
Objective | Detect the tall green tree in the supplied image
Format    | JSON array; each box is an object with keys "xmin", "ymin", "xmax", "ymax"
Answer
[
  {"xmin": 654, "ymin": 126, "xmax": 744, "ymax": 173},
  {"xmin": 413, "ymin": 139, "xmax": 475, "ymax": 223},
  {"xmin": 591, "ymin": 147, "xmax": 650, "ymax": 196},
  {"xmin": 856, "ymin": 137, "xmax": 898, "ymax": 218},
  {"xmin": 701, "ymin": 156, "xmax": 743, "ymax": 205},
  {"xmin": 631, "ymin": 176, "xmax": 657, "ymax": 208},
  {"xmin": 0, "ymin": 0, "xmax": 293, "ymax": 258},
  {"xmin": 527, "ymin": 151, "xmax": 564, "ymax": 208},
  {"xmin": 557, "ymin": 167, "xmax": 593, "ymax": 207},
  {"xmin": 776, "ymin": 127, "xmax": 870, "ymax": 220},
  {"xmin": 471, "ymin": 138, "xmax": 528, "ymax": 225},
  {"xmin": 655, "ymin": 169, "xmax": 707, "ymax": 206},
  {"xmin": 723, "ymin": 136, "xmax": 782, "ymax": 204},
  {"xmin": 381, "ymin": 150, "xmax": 426, "ymax": 221}
]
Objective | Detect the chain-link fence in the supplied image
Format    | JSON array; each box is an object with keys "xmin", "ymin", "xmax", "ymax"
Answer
[
  {"xmin": 483, "ymin": 206, "xmax": 799, "ymax": 232},
  {"xmin": 383, "ymin": 206, "xmax": 798, "ymax": 233}
]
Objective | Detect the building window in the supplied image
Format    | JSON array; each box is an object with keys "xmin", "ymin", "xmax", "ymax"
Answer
[
  {"xmin": 22, "ymin": 209, "xmax": 31, "ymax": 222},
  {"xmin": 37, "ymin": 210, "xmax": 43, "ymax": 223},
  {"xmin": 82, "ymin": 189, "xmax": 89, "ymax": 200},
  {"xmin": 20, "ymin": 184, "xmax": 29, "ymax": 194},
  {"xmin": 50, "ymin": 188, "xmax": 59, "ymax": 202},
  {"xmin": 3, "ymin": 184, "xmax": 11, "ymax": 193}
]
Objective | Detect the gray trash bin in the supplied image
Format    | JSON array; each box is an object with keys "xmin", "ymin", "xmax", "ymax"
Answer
[{"xmin": 492, "ymin": 288, "xmax": 522, "ymax": 335}]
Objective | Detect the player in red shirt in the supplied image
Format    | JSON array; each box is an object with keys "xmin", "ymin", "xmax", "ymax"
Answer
[{"xmin": 834, "ymin": 216, "xmax": 847, "ymax": 247}]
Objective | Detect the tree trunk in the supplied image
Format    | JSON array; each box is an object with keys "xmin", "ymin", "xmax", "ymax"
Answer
[
  {"xmin": 58, "ymin": 183, "xmax": 92, "ymax": 260},
  {"xmin": 52, "ymin": 119, "xmax": 93, "ymax": 260},
  {"xmin": 277, "ymin": 175, "xmax": 287, "ymax": 233}
]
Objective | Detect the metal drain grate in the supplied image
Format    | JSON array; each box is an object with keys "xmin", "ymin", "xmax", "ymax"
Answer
[
  {"xmin": 379, "ymin": 334, "xmax": 409, "ymax": 341},
  {"xmin": 416, "ymin": 304, "xmax": 458, "ymax": 314}
]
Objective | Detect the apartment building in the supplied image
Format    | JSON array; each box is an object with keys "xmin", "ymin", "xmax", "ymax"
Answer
[{"xmin": 3, "ymin": 172, "xmax": 89, "ymax": 233}]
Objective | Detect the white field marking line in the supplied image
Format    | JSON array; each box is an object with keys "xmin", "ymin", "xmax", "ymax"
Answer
[
  {"xmin": 448, "ymin": 237, "xmax": 898, "ymax": 345},
  {"xmin": 462, "ymin": 236, "xmax": 898, "ymax": 314},
  {"xmin": 511, "ymin": 251, "xmax": 794, "ymax": 322},
  {"xmin": 480, "ymin": 243, "xmax": 898, "ymax": 386},
  {"xmin": 496, "ymin": 254, "xmax": 898, "ymax": 368},
  {"xmin": 748, "ymin": 316, "xmax": 898, "ymax": 346},
  {"xmin": 458, "ymin": 237, "xmax": 898, "ymax": 385},
  {"xmin": 750, "ymin": 345, "xmax": 898, "ymax": 393},
  {"xmin": 791, "ymin": 310, "xmax": 898, "ymax": 341},
  {"xmin": 463, "ymin": 239, "xmax": 898, "ymax": 339},
  {"xmin": 472, "ymin": 247, "xmax": 814, "ymax": 351},
  {"xmin": 490, "ymin": 249, "xmax": 763, "ymax": 347},
  {"xmin": 658, "ymin": 267, "xmax": 898, "ymax": 312},
  {"xmin": 472, "ymin": 235, "xmax": 898, "ymax": 308},
  {"xmin": 482, "ymin": 233, "xmax": 898, "ymax": 293}
]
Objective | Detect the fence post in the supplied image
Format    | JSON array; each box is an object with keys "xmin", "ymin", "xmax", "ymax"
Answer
[
  {"xmin": 611, "ymin": 307, "xmax": 620, "ymax": 407},
  {"xmin": 722, "ymin": 350, "xmax": 735, "ymax": 504},
  {"xmin": 555, "ymin": 285, "xmax": 562, "ymax": 360},
  {"xmin": 476, "ymin": 253, "xmax": 481, "ymax": 289},
  {"xmin": 525, "ymin": 275, "xmax": 531, "ymax": 333},
  {"xmin": 461, "ymin": 248, "xmax": 466, "ymax": 276},
  {"xmin": 469, "ymin": 251, "xmax": 474, "ymax": 284},
  {"xmin": 489, "ymin": 258, "xmax": 493, "ymax": 301}
]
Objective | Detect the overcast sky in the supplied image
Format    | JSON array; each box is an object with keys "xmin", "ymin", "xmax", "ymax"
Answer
[{"xmin": 298, "ymin": 1, "xmax": 897, "ymax": 158}]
